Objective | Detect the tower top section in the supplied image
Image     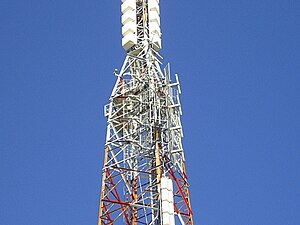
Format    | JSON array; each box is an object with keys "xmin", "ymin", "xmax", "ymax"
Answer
[{"xmin": 121, "ymin": 0, "xmax": 162, "ymax": 53}]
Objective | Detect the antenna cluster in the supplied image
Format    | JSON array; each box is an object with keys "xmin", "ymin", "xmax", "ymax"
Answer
[{"xmin": 121, "ymin": 0, "xmax": 161, "ymax": 52}]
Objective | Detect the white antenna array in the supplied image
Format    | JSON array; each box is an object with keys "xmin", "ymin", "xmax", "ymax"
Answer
[{"xmin": 122, "ymin": 0, "xmax": 161, "ymax": 52}]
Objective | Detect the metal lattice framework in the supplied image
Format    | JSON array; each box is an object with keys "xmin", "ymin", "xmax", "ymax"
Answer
[{"xmin": 98, "ymin": 1, "xmax": 193, "ymax": 224}]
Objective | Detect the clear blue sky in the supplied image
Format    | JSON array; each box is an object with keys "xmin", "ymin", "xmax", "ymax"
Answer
[{"xmin": 1, "ymin": 0, "xmax": 299, "ymax": 224}]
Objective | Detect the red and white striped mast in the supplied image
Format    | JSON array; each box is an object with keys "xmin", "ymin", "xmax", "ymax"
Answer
[{"xmin": 98, "ymin": 1, "xmax": 194, "ymax": 224}]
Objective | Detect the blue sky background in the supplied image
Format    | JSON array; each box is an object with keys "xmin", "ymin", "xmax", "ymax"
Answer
[{"xmin": 1, "ymin": 0, "xmax": 299, "ymax": 224}]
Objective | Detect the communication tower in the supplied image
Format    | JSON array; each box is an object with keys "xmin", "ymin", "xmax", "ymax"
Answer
[{"xmin": 98, "ymin": 1, "xmax": 194, "ymax": 224}]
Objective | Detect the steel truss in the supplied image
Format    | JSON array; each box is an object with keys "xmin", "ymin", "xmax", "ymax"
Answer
[
  {"xmin": 98, "ymin": 1, "xmax": 193, "ymax": 224},
  {"xmin": 98, "ymin": 45, "xmax": 193, "ymax": 224}
]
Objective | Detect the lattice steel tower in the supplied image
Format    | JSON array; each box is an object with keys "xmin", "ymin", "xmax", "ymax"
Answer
[{"xmin": 98, "ymin": 1, "xmax": 193, "ymax": 224}]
